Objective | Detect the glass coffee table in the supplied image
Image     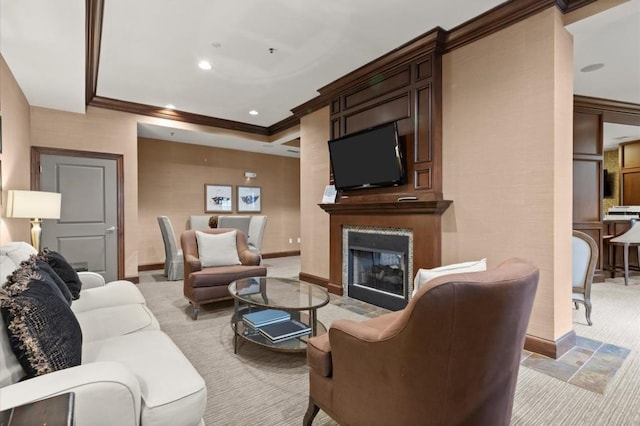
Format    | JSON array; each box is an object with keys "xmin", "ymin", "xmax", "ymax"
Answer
[{"xmin": 228, "ymin": 277, "xmax": 330, "ymax": 354}]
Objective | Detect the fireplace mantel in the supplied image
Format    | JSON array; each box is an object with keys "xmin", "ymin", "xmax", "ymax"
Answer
[
  {"xmin": 320, "ymin": 199, "xmax": 453, "ymax": 297},
  {"xmin": 319, "ymin": 200, "xmax": 452, "ymax": 215}
]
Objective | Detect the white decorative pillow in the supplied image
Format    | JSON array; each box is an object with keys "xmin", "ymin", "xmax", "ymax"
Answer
[
  {"xmin": 412, "ymin": 258, "xmax": 487, "ymax": 298},
  {"xmin": 196, "ymin": 230, "xmax": 242, "ymax": 267}
]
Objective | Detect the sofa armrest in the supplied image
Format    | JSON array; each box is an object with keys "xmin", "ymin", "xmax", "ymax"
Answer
[
  {"xmin": 0, "ymin": 362, "xmax": 141, "ymax": 426},
  {"xmin": 78, "ymin": 271, "xmax": 106, "ymax": 289},
  {"xmin": 185, "ymin": 254, "xmax": 202, "ymax": 273}
]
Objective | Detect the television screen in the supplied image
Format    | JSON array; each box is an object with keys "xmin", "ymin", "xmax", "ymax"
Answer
[
  {"xmin": 604, "ymin": 169, "xmax": 613, "ymax": 197},
  {"xmin": 328, "ymin": 122, "xmax": 405, "ymax": 191}
]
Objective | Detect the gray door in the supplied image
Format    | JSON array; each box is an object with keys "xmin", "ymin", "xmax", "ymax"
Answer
[{"xmin": 39, "ymin": 154, "xmax": 119, "ymax": 282}]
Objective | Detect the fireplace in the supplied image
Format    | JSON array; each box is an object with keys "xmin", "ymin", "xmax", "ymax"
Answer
[{"xmin": 343, "ymin": 226, "xmax": 413, "ymax": 311}]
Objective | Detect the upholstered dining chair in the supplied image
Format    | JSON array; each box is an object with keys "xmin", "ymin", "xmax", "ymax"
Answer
[
  {"xmin": 217, "ymin": 215, "xmax": 251, "ymax": 240},
  {"xmin": 247, "ymin": 215, "xmax": 267, "ymax": 255},
  {"xmin": 304, "ymin": 257, "xmax": 539, "ymax": 426},
  {"xmin": 609, "ymin": 219, "xmax": 640, "ymax": 286},
  {"xmin": 157, "ymin": 216, "xmax": 184, "ymax": 281},
  {"xmin": 572, "ymin": 230, "xmax": 598, "ymax": 326},
  {"xmin": 189, "ymin": 215, "xmax": 212, "ymax": 230}
]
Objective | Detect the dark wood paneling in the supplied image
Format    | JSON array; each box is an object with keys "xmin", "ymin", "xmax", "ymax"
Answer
[
  {"xmin": 331, "ymin": 99, "xmax": 340, "ymax": 114},
  {"xmin": 622, "ymin": 172, "xmax": 640, "ymax": 205},
  {"xmin": 621, "ymin": 142, "xmax": 640, "ymax": 168},
  {"xmin": 331, "ymin": 119, "xmax": 340, "ymax": 140},
  {"xmin": 573, "ymin": 111, "xmax": 602, "ymax": 155},
  {"xmin": 415, "ymin": 57, "xmax": 432, "ymax": 81},
  {"xmin": 415, "ymin": 85, "xmax": 432, "ymax": 163},
  {"xmin": 344, "ymin": 94, "xmax": 411, "ymax": 135},
  {"xmin": 572, "ymin": 108, "xmax": 604, "ymax": 278},
  {"xmin": 344, "ymin": 67, "xmax": 411, "ymax": 110},
  {"xmin": 620, "ymin": 141, "xmax": 640, "ymax": 206},
  {"xmin": 573, "ymin": 160, "xmax": 602, "ymax": 222},
  {"xmin": 414, "ymin": 169, "xmax": 432, "ymax": 189}
]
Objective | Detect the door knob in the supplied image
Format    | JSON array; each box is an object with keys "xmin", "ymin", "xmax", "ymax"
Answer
[{"xmin": 106, "ymin": 226, "xmax": 116, "ymax": 233}]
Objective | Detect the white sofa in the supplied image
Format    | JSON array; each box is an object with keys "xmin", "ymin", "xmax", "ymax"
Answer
[{"xmin": 0, "ymin": 242, "xmax": 207, "ymax": 425}]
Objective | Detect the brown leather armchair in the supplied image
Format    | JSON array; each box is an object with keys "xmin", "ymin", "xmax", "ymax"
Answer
[
  {"xmin": 181, "ymin": 228, "xmax": 267, "ymax": 319},
  {"xmin": 304, "ymin": 258, "xmax": 539, "ymax": 426}
]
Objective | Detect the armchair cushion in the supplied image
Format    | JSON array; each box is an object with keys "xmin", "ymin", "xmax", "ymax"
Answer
[
  {"xmin": 196, "ymin": 230, "xmax": 242, "ymax": 267},
  {"xmin": 1, "ymin": 260, "xmax": 82, "ymax": 379},
  {"xmin": 40, "ymin": 248, "xmax": 83, "ymax": 300},
  {"xmin": 412, "ymin": 258, "xmax": 487, "ymax": 297}
]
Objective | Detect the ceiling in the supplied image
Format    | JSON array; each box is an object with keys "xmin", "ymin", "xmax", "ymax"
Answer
[{"xmin": 1, "ymin": 0, "xmax": 639, "ymax": 156}]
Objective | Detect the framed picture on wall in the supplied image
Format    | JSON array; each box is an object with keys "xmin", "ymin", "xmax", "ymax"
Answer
[
  {"xmin": 237, "ymin": 186, "xmax": 261, "ymax": 212},
  {"xmin": 205, "ymin": 184, "xmax": 232, "ymax": 213}
]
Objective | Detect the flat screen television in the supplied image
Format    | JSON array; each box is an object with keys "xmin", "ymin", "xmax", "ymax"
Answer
[{"xmin": 328, "ymin": 122, "xmax": 405, "ymax": 191}]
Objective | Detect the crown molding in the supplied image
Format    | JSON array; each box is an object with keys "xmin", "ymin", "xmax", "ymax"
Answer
[
  {"xmin": 85, "ymin": 0, "xmax": 607, "ymax": 133},
  {"xmin": 86, "ymin": 0, "xmax": 104, "ymax": 105},
  {"xmin": 574, "ymin": 95, "xmax": 640, "ymax": 126},
  {"xmin": 89, "ymin": 96, "xmax": 271, "ymax": 135}
]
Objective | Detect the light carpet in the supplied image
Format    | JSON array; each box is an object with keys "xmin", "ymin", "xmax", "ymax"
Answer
[{"xmin": 138, "ymin": 261, "xmax": 640, "ymax": 426}]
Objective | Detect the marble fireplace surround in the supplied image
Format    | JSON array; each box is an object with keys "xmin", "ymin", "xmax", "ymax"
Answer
[
  {"xmin": 342, "ymin": 225, "xmax": 414, "ymax": 297},
  {"xmin": 320, "ymin": 200, "xmax": 452, "ymax": 297}
]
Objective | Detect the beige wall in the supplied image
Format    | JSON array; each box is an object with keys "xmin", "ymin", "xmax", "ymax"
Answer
[
  {"xmin": 0, "ymin": 56, "xmax": 33, "ymax": 245},
  {"xmin": 298, "ymin": 8, "xmax": 574, "ymax": 345},
  {"xmin": 441, "ymin": 7, "xmax": 573, "ymax": 341},
  {"xmin": 138, "ymin": 137, "xmax": 300, "ymax": 265},
  {"xmin": 25, "ymin": 104, "xmax": 292, "ymax": 278},
  {"xmin": 299, "ymin": 107, "xmax": 330, "ymax": 279},
  {"xmin": 29, "ymin": 106, "xmax": 141, "ymax": 277}
]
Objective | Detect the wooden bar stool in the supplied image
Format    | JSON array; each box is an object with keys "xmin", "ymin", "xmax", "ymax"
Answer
[{"xmin": 609, "ymin": 218, "xmax": 640, "ymax": 286}]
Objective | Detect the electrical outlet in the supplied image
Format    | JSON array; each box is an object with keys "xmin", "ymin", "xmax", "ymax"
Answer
[
  {"xmin": 289, "ymin": 238, "xmax": 293, "ymax": 244},
  {"xmin": 297, "ymin": 237, "xmax": 301, "ymax": 243}
]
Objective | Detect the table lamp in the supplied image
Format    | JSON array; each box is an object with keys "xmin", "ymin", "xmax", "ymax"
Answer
[{"xmin": 6, "ymin": 190, "xmax": 62, "ymax": 251}]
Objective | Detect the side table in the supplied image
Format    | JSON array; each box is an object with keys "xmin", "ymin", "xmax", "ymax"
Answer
[{"xmin": 0, "ymin": 392, "xmax": 75, "ymax": 426}]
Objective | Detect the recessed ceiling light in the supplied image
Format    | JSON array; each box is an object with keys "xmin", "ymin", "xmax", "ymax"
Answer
[
  {"xmin": 249, "ymin": 110, "xmax": 259, "ymax": 116},
  {"xmin": 198, "ymin": 60, "xmax": 212, "ymax": 70},
  {"xmin": 165, "ymin": 104, "xmax": 176, "ymax": 109},
  {"xmin": 580, "ymin": 63, "xmax": 605, "ymax": 73}
]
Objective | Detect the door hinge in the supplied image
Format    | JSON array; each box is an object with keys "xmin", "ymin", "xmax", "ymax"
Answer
[{"xmin": 39, "ymin": 164, "xmax": 43, "ymax": 173}]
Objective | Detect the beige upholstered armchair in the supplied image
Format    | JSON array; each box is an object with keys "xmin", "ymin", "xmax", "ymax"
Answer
[
  {"xmin": 304, "ymin": 258, "xmax": 539, "ymax": 426},
  {"xmin": 181, "ymin": 229, "xmax": 266, "ymax": 320}
]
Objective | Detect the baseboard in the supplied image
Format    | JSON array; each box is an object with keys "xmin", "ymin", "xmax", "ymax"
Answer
[
  {"xmin": 327, "ymin": 282, "xmax": 343, "ymax": 296},
  {"xmin": 262, "ymin": 250, "xmax": 300, "ymax": 259},
  {"xmin": 298, "ymin": 272, "xmax": 328, "ymax": 287},
  {"xmin": 139, "ymin": 263, "xmax": 164, "ymax": 271},
  {"xmin": 524, "ymin": 330, "xmax": 576, "ymax": 359},
  {"xmin": 125, "ymin": 275, "xmax": 140, "ymax": 284}
]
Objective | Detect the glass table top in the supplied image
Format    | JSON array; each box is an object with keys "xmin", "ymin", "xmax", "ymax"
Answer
[{"xmin": 228, "ymin": 277, "xmax": 329, "ymax": 311}]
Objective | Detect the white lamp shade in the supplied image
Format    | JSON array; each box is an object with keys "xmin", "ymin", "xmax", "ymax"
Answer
[{"xmin": 6, "ymin": 190, "xmax": 62, "ymax": 219}]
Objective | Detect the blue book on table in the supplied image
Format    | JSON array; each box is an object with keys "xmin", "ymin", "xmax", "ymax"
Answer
[
  {"xmin": 258, "ymin": 319, "xmax": 311, "ymax": 342},
  {"xmin": 243, "ymin": 309, "xmax": 290, "ymax": 328}
]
